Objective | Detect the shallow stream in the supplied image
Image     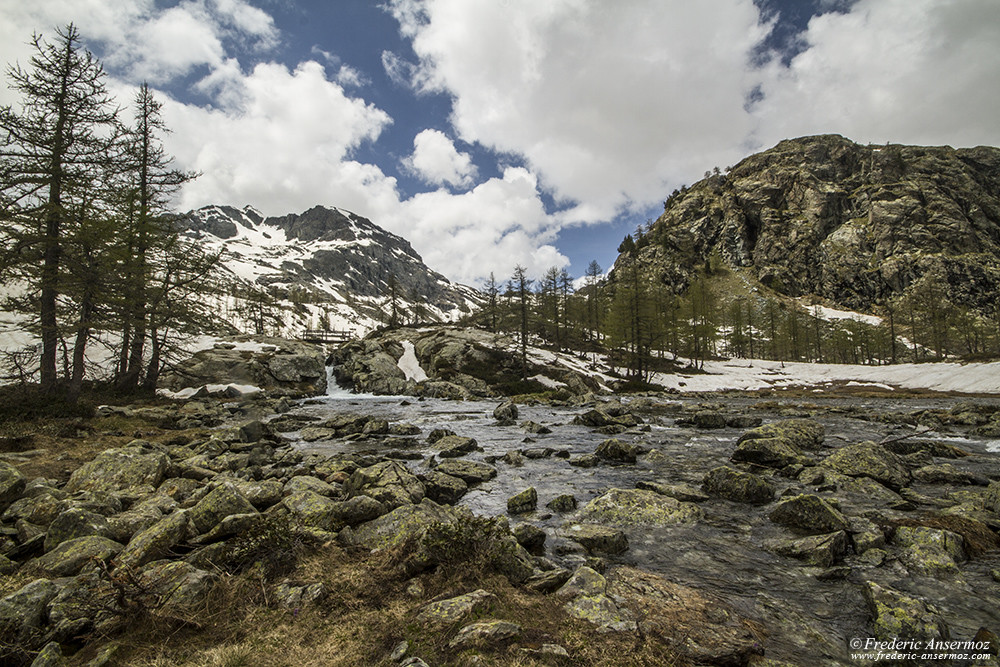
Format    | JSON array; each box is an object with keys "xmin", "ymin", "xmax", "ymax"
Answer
[{"xmin": 285, "ymin": 386, "xmax": 1000, "ymax": 665}]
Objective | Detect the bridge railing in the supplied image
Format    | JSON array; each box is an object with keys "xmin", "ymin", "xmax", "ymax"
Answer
[{"xmin": 300, "ymin": 329, "xmax": 353, "ymax": 343}]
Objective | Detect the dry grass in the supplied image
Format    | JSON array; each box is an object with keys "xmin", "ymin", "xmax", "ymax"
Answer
[{"xmin": 64, "ymin": 542, "xmax": 684, "ymax": 667}]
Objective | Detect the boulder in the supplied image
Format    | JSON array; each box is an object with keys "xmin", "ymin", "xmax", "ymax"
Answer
[
  {"xmin": 188, "ymin": 482, "xmax": 257, "ymax": 534},
  {"xmin": 693, "ymin": 410, "xmax": 727, "ymax": 429},
  {"xmin": 430, "ymin": 435, "xmax": 478, "ymax": 458},
  {"xmin": 507, "ymin": 487, "xmax": 537, "ymax": 514},
  {"xmin": 594, "ymin": 438, "xmax": 639, "ymax": 463},
  {"xmin": 559, "ymin": 524, "xmax": 628, "ymax": 554},
  {"xmin": 578, "ymin": 488, "xmax": 701, "ymax": 527},
  {"xmin": 512, "ymin": 524, "xmax": 546, "ymax": 553},
  {"xmin": 32, "ymin": 536, "xmax": 123, "ymax": 577},
  {"xmin": 416, "ymin": 589, "xmax": 496, "ymax": 627},
  {"xmin": 64, "ymin": 447, "xmax": 170, "ymax": 494},
  {"xmin": 493, "ymin": 400, "xmax": 518, "ymax": 421},
  {"xmin": 824, "ymin": 441, "xmax": 911, "ymax": 490},
  {"xmin": 281, "ymin": 491, "xmax": 343, "ymax": 531},
  {"xmin": 557, "ymin": 567, "xmax": 635, "ymax": 632},
  {"xmin": 731, "ymin": 436, "xmax": 806, "ymax": 468},
  {"xmin": 546, "ymin": 494, "xmax": 577, "ymax": 512},
  {"xmin": 338, "ymin": 499, "xmax": 465, "ymax": 551},
  {"xmin": 766, "ymin": 531, "xmax": 850, "ymax": 567},
  {"xmin": 449, "ymin": 620, "xmax": 521, "ymax": 649},
  {"xmin": 283, "ymin": 475, "xmax": 339, "ymax": 497},
  {"xmin": 913, "ymin": 463, "xmax": 988, "ymax": 486},
  {"xmin": 418, "ymin": 471, "xmax": 468, "ymax": 505},
  {"xmin": 345, "ymin": 461, "xmax": 424, "ymax": 508},
  {"xmin": 138, "ymin": 561, "xmax": 217, "ymax": 609},
  {"xmin": 42, "ymin": 508, "xmax": 110, "ymax": 552},
  {"xmin": 702, "ymin": 466, "xmax": 775, "ymax": 504},
  {"xmin": 863, "ymin": 581, "xmax": 949, "ymax": 642},
  {"xmin": 0, "ymin": 578, "xmax": 60, "ymax": 648},
  {"xmin": 635, "ymin": 481, "xmax": 709, "ymax": 502},
  {"xmin": 434, "ymin": 460, "xmax": 497, "ymax": 484},
  {"xmin": 768, "ymin": 494, "xmax": 850, "ymax": 534},
  {"xmin": 116, "ymin": 510, "xmax": 192, "ymax": 569},
  {"xmin": 608, "ymin": 567, "xmax": 763, "ymax": 665},
  {"xmin": 233, "ymin": 479, "xmax": 285, "ymax": 509},
  {"xmin": 737, "ymin": 419, "xmax": 825, "ymax": 449},
  {"xmin": 0, "ymin": 461, "xmax": 25, "ymax": 507}
]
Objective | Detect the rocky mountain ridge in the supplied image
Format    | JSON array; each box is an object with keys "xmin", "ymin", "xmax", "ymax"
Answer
[
  {"xmin": 180, "ymin": 205, "xmax": 482, "ymax": 335},
  {"xmin": 629, "ymin": 134, "xmax": 1000, "ymax": 313}
]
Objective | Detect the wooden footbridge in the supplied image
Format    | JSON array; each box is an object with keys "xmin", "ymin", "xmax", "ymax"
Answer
[{"xmin": 300, "ymin": 329, "xmax": 354, "ymax": 344}]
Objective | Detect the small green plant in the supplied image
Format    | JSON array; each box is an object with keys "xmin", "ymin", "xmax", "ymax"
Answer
[{"xmin": 217, "ymin": 514, "xmax": 306, "ymax": 581}]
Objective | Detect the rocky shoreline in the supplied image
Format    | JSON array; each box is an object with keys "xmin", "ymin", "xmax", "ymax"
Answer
[{"xmin": 1, "ymin": 385, "xmax": 999, "ymax": 665}]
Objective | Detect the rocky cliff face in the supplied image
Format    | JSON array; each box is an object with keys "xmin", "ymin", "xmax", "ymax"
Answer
[
  {"xmin": 178, "ymin": 205, "xmax": 483, "ymax": 335},
  {"xmin": 635, "ymin": 135, "xmax": 1000, "ymax": 312}
]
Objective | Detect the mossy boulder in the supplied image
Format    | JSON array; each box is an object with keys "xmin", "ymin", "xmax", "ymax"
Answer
[
  {"xmin": 0, "ymin": 578, "xmax": 60, "ymax": 649},
  {"xmin": 283, "ymin": 475, "xmax": 339, "ymax": 497},
  {"xmin": 546, "ymin": 494, "xmax": 577, "ymax": 512},
  {"xmin": 824, "ymin": 441, "xmax": 911, "ymax": 490},
  {"xmin": 188, "ymin": 482, "xmax": 257, "ymax": 534},
  {"xmin": 418, "ymin": 471, "xmax": 468, "ymax": 505},
  {"xmin": 766, "ymin": 530, "xmax": 849, "ymax": 567},
  {"xmin": 0, "ymin": 461, "xmax": 25, "ymax": 507},
  {"xmin": 434, "ymin": 459, "xmax": 497, "ymax": 484},
  {"xmin": 338, "ymin": 498, "xmax": 466, "ymax": 551},
  {"xmin": 768, "ymin": 494, "xmax": 850, "ymax": 534},
  {"xmin": 731, "ymin": 436, "xmax": 806, "ymax": 469},
  {"xmin": 507, "ymin": 487, "xmax": 537, "ymax": 514},
  {"xmin": 281, "ymin": 490, "xmax": 342, "ymax": 531},
  {"xmin": 32, "ymin": 535, "xmax": 123, "ymax": 577},
  {"xmin": 559, "ymin": 524, "xmax": 629, "ymax": 554},
  {"xmin": 557, "ymin": 567, "xmax": 635, "ymax": 632},
  {"xmin": 894, "ymin": 526, "xmax": 966, "ymax": 576},
  {"xmin": 43, "ymin": 508, "xmax": 110, "ymax": 552},
  {"xmin": 702, "ymin": 466, "xmax": 775, "ymax": 504},
  {"xmin": 233, "ymin": 479, "xmax": 285, "ymax": 509},
  {"xmin": 431, "ymin": 435, "xmax": 478, "ymax": 458},
  {"xmin": 449, "ymin": 619, "xmax": 521, "ymax": 649},
  {"xmin": 608, "ymin": 567, "xmax": 764, "ymax": 665},
  {"xmin": 64, "ymin": 445, "xmax": 170, "ymax": 494},
  {"xmin": 345, "ymin": 460, "xmax": 425, "ymax": 507},
  {"xmin": 737, "ymin": 419, "xmax": 825, "ymax": 449},
  {"xmin": 863, "ymin": 581, "xmax": 949, "ymax": 641},
  {"xmin": 594, "ymin": 438, "xmax": 639, "ymax": 463},
  {"xmin": 138, "ymin": 560, "xmax": 217, "ymax": 609},
  {"xmin": 116, "ymin": 510, "xmax": 192, "ymax": 569},
  {"xmin": 578, "ymin": 488, "xmax": 701, "ymax": 527},
  {"xmin": 416, "ymin": 589, "xmax": 496, "ymax": 627},
  {"xmin": 635, "ymin": 481, "xmax": 709, "ymax": 502}
]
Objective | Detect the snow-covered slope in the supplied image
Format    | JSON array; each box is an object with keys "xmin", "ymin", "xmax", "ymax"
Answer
[{"xmin": 180, "ymin": 204, "xmax": 483, "ymax": 336}]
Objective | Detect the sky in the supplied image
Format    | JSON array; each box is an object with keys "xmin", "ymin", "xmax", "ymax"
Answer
[{"xmin": 1, "ymin": 0, "xmax": 999, "ymax": 286}]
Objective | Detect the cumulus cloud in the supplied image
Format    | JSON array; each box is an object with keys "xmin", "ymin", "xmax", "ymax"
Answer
[
  {"xmin": 753, "ymin": 0, "xmax": 1000, "ymax": 149},
  {"xmin": 402, "ymin": 129, "xmax": 478, "ymax": 187},
  {"xmin": 387, "ymin": 0, "xmax": 771, "ymax": 220}
]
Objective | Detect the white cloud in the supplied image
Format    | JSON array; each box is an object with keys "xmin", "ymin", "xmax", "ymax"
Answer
[
  {"xmin": 390, "ymin": 0, "xmax": 771, "ymax": 219},
  {"xmin": 385, "ymin": 167, "xmax": 567, "ymax": 282},
  {"xmin": 754, "ymin": 0, "xmax": 1000, "ymax": 149},
  {"xmin": 402, "ymin": 129, "xmax": 477, "ymax": 187}
]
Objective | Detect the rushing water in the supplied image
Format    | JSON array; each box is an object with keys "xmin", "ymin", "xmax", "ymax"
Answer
[{"xmin": 287, "ymin": 385, "xmax": 1000, "ymax": 665}]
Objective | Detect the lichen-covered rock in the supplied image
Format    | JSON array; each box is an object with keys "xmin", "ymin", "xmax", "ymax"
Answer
[
  {"xmin": 702, "ymin": 466, "xmax": 775, "ymax": 504},
  {"xmin": 138, "ymin": 561, "xmax": 217, "ymax": 609},
  {"xmin": 766, "ymin": 531, "xmax": 850, "ymax": 567},
  {"xmin": 635, "ymin": 481, "xmax": 709, "ymax": 502},
  {"xmin": 894, "ymin": 526, "xmax": 967, "ymax": 576},
  {"xmin": 848, "ymin": 516, "xmax": 886, "ymax": 553},
  {"xmin": 338, "ymin": 498, "xmax": 465, "ymax": 551},
  {"xmin": 345, "ymin": 460, "xmax": 425, "ymax": 508},
  {"xmin": 417, "ymin": 589, "xmax": 496, "ymax": 627},
  {"xmin": 281, "ymin": 490, "xmax": 342, "ymax": 531},
  {"xmin": 737, "ymin": 419, "xmax": 825, "ymax": 450},
  {"xmin": 431, "ymin": 435, "xmax": 478, "ymax": 459},
  {"xmin": 116, "ymin": 510, "xmax": 192, "ymax": 569},
  {"xmin": 0, "ymin": 578, "xmax": 60, "ymax": 648},
  {"xmin": 863, "ymin": 581, "xmax": 949, "ymax": 641},
  {"xmin": 913, "ymin": 463, "xmax": 988, "ymax": 486},
  {"xmin": 578, "ymin": 488, "xmax": 701, "ymax": 527},
  {"xmin": 512, "ymin": 523, "xmax": 545, "ymax": 553},
  {"xmin": 283, "ymin": 475, "xmax": 339, "ymax": 498},
  {"xmin": 0, "ymin": 461, "xmax": 26, "ymax": 507},
  {"xmin": 559, "ymin": 524, "xmax": 629, "ymax": 554},
  {"xmin": 507, "ymin": 487, "xmax": 537, "ymax": 514},
  {"xmin": 233, "ymin": 479, "xmax": 285, "ymax": 509},
  {"xmin": 546, "ymin": 494, "xmax": 577, "ymax": 512},
  {"xmin": 768, "ymin": 494, "xmax": 850, "ymax": 534},
  {"xmin": 418, "ymin": 471, "xmax": 468, "ymax": 505},
  {"xmin": 824, "ymin": 441, "xmax": 911, "ymax": 490},
  {"xmin": 3, "ymin": 493, "xmax": 66, "ymax": 526},
  {"xmin": 64, "ymin": 447, "xmax": 170, "ymax": 495},
  {"xmin": 188, "ymin": 482, "xmax": 257, "ymax": 534},
  {"xmin": 434, "ymin": 459, "xmax": 497, "ymax": 484},
  {"xmin": 608, "ymin": 567, "xmax": 763, "ymax": 664},
  {"xmin": 557, "ymin": 568, "xmax": 635, "ymax": 632},
  {"xmin": 32, "ymin": 536, "xmax": 123, "ymax": 577},
  {"xmin": 594, "ymin": 439, "xmax": 639, "ymax": 463},
  {"xmin": 693, "ymin": 410, "xmax": 727, "ymax": 429},
  {"xmin": 731, "ymin": 436, "xmax": 806, "ymax": 468},
  {"xmin": 28, "ymin": 640, "xmax": 63, "ymax": 667},
  {"xmin": 493, "ymin": 400, "xmax": 518, "ymax": 421},
  {"xmin": 448, "ymin": 620, "xmax": 521, "ymax": 649}
]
